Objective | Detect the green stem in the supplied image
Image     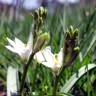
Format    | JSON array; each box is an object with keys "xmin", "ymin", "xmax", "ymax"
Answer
[
  {"xmin": 52, "ymin": 55, "xmax": 76, "ymax": 96},
  {"xmin": 53, "ymin": 75, "xmax": 59, "ymax": 96},
  {"xmin": 52, "ymin": 67, "xmax": 65, "ymax": 96},
  {"xmin": 20, "ymin": 52, "xmax": 35, "ymax": 95}
]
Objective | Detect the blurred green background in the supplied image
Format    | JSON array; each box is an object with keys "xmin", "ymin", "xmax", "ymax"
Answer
[{"xmin": 0, "ymin": 2, "xmax": 96, "ymax": 96}]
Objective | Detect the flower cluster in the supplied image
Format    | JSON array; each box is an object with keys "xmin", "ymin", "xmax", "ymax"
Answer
[
  {"xmin": 6, "ymin": 33, "xmax": 63, "ymax": 73},
  {"xmin": 5, "ymin": 26, "xmax": 79, "ymax": 73}
]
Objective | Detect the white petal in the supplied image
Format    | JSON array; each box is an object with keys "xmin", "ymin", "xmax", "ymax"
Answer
[
  {"xmin": 34, "ymin": 46, "xmax": 54, "ymax": 65},
  {"xmin": 42, "ymin": 62, "xmax": 55, "ymax": 69},
  {"xmin": 15, "ymin": 37, "xmax": 25, "ymax": 48},
  {"xmin": 42, "ymin": 61, "xmax": 60, "ymax": 73},
  {"xmin": 5, "ymin": 45, "xmax": 16, "ymax": 53},
  {"xmin": 34, "ymin": 51, "xmax": 45, "ymax": 63},
  {"xmin": 6, "ymin": 45, "xmax": 24, "ymax": 57},
  {"xmin": 57, "ymin": 48, "xmax": 63, "ymax": 67},
  {"xmin": 27, "ymin": 32, "xmax": 33, "ymax": 49},
  {"xmin": 7, "ymin": 38, "xmax": 15, "ymax": 47},
  {"xmin": 42, "ymin": 46, "xmax": 54, "ymax": 64}
]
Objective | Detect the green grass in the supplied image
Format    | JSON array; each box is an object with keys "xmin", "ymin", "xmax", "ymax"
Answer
[{"xmin": 0, "ymin": 5, "xmax": 96, "ymax": 96}]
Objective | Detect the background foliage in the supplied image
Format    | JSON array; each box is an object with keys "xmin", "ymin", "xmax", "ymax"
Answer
[{"xmin": 0, "ymin": 4, "xmax": 96, "ymax": 96}]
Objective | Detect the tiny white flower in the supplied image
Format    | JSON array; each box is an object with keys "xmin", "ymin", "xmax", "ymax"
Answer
[
  {"xmin": 5, "ymin": 32, "xmax": 33, "ymax": 61},
  {"xmin": 34, "ymin": 46, "xmax": 63, "ymax": 72}
]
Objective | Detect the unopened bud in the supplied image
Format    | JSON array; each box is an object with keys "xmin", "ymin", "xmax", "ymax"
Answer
[{"xmin": 33, "ymin": 32, "xmax": 50, "ymax": 53}]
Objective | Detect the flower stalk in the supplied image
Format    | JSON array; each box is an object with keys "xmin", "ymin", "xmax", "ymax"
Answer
[
  {"xmin": 20, "ymin": 32, "xmax": 50, "ymax": 94},
  {"xmin": 5, "ymin": 6, "xmax": 49, "ymax": 95},
  {"xmin": 52, "ymin": 26, "xmax": 79, "ymax": 95},
  {"xmin": 19, "ymin": 52, "xmax": 35, "ymax": 95}
]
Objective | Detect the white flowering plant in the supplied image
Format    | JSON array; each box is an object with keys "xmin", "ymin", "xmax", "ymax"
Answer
[
  {"xmin": 0, "ymin": 5, "xmax": 96, "ymax": 96},
  {"xmin": 6, "ymin": 32, "xmax": 33, "ymax": 61}
]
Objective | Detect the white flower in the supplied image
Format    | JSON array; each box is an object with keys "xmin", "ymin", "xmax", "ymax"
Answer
[
  {"xmin": 5, "ymin": 32, "xmax": 33, "ymax": 61},
  {"xmin": 34, "ymin": 46, "xmax": 63, "ymax": 72}
]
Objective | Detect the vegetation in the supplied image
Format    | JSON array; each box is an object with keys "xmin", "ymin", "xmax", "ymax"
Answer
[{"xmin": 0, "ymin": 5, "xmax": 96, "ymax": 96}]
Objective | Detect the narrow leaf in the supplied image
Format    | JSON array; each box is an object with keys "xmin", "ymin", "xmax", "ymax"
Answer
[{"xmin": 61, "ymin": 64, "xmax": 96, "ymax": 94}]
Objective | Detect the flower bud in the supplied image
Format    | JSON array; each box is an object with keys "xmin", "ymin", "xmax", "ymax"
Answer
[{"xmin": 33, "ymin": 32, "xmax": 50, "ymax": 53}]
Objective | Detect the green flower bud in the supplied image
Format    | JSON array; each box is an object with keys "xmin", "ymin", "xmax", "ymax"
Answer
[
  {"xmin": 64, "ymin": 26, "xmax": 79, "ymax": 67},
  {"xmin": 33, "ymin": 32, "xmax": 50, "ymax": 53},
  {"xmin": 66, "ymin": 26, "xmax": 79, "ymax": 38}
]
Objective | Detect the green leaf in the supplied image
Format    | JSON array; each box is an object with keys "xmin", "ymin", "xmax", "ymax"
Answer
[
  {"xmin": 79, "ymin": 32, "xmax": 96, "ymax": 63},
  {"xmin": 60, "ymin": 64, "xmax": 96, "ymax": 94}
]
